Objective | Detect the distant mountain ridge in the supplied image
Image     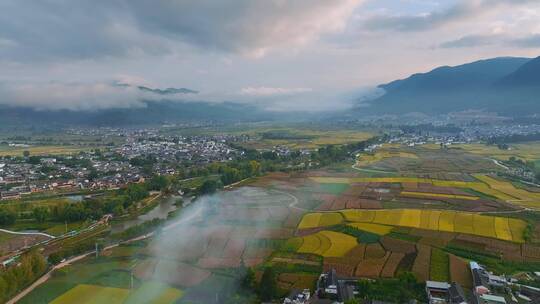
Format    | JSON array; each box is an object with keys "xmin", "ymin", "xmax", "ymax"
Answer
[
  {"xmin": 0, "ymin": 101, "xmax": 273, "ymax": 128},
  {"xmin": 498, "ymin": 56, "xmax": 540, "ymax": 87},
  {"xmin": 137, "ymin": 86, "xmax": 199, "ymax": 95},
  {"xmin": 366, "ymin": 56, "xmax": 540, "ymax": 115}
]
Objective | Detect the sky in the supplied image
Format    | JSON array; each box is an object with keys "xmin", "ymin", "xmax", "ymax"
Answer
[{"xmin": 0, "ymin": 0, "xmax": 539, "ymax": 112}]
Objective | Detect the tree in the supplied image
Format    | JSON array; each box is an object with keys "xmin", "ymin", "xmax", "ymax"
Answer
[
  {"xmin": 241, "ymin": 267, "xmax": 256, "ymax": 291},
  {"xmin": 148, "ymin": 175, "xmax": 170, "ymax": 192},
  {"xmin": 0, "ymin": 209, "xmax": 16, "ymax": 226},
  {"xmin": 259, "ymin": 266, "xmax": 277, "ymax": 301},
  {"xmin": 199, "ymin": 180, "xmax": 220, "ymax": 195},
  {"xmin": 32, "ymin": 207, "xmax": 49, "ymax": 223},
  {"xmin": 23, "ymin": 150, "xmax": 30, "ymax": 158}
]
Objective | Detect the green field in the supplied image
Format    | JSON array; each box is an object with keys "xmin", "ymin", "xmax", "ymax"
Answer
[{"xmin": 50, "ymin": 284, "xmax": 130, "ymax": 304}]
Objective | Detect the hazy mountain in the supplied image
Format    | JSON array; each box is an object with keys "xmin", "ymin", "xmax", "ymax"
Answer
[
  {"xmin": 137, "ymin": 86, "xmax": 199, "ymax": 95},
  {"xmin": 498, "ymin": 56, "xmax": 540, "ymax": 87},
  {"xmin": 0, "ymin": 101, "xmax": 275, "ymax": 128},
  {"xmin": 364, "ymin": 56, "xmax": 540, "ymax": 115}
]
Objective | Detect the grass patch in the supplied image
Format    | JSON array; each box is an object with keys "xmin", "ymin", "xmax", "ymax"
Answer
[
  {"xmin": 331, "ymin": 225, "xmax": 380, "ymax": 244},
  {"xmin": 430, "ymin": 249, "xmax": 450, "ymax": 282},
  {"xmin": 388, "ymin": 232, "xmax": 421, "ymax": 243}
]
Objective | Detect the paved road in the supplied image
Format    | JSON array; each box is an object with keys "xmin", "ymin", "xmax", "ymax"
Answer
[
  {"xmin": 6, "ymin": 250, "xmax": 95, "ymax": 304},
  {"xmin": 7, "ymin": 201, "xmax": 202, "ymax": 304},
  {"xmin": 6, "ymin": 232, "xmax": 154, "ymax": 304},
  {"xmin": 0, "ymin": 229, "xmax": 55, "ymax": 239}
]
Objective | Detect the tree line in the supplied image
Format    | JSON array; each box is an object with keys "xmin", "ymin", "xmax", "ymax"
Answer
[{"xmin": 0, "ymin": 251, "xmax": 47, "ymax": 303}]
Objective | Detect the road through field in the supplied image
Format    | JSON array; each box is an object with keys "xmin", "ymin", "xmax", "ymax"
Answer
[
  {"xmin": 0, "ymin": 228, "xmax": 55, "ymax": 239},
  {"xmin": 7, "ymin": 213, "xmax": 187, "ymax": 304}
]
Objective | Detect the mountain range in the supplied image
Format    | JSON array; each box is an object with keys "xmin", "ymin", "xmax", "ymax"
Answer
[{"xmin": 364, "ymin": 56, "xmax": 540, "ymax": 115}]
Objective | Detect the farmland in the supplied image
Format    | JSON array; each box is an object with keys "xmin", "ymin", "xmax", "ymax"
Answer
[
  {"xmin": 13, "ymin": 142, "xmax": 540, "ymax": 303},
  {"xmin": 298, "ymin": 209, "xmax": 528, "ymax": 242}
]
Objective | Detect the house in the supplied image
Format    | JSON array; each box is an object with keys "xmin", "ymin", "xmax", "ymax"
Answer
[
  {"xmin": 448, "ymin": 283, "xmax": 467, "ymax": 304},
  {"xmin": 320, "ymin": 269, "xmax": 339, "ymax": 295},
  {"xmin": 283, "ymin": 289, "xmax": 311, "ymax": 304},
  {"xmin": 471, "ymin": 262, "xmax": 490, "ymax": 295},
  {"xmin": 0, "ymin": 191, "xmax": 21, "ymax": 200},
  {"xmin": 477, "ymin": 294, "xmax": 506, "ymax": 304},
  {"xmin": 426, "ymin": 281, "xmax": 451, "ymax": 304},
  {"xmin": 425, "ymin": 281, "xmax": 468, "ymax": 304},
  {"xmin": 337, "ymin": 280, "xmax": 355, "ymax": 303}
]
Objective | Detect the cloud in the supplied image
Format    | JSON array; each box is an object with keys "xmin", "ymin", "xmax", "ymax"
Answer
[
  {"xmin": 440, "ymin": 33, "xmax": 540, "ymax": 48},
  {"xmin": 0, "ymin": 80, "xmax": 199, "ymax": 111},
  {"xmin": 362, "ymin": 0, "xmax": 537, "ymax": 32},
  {"xmin": 364, "ymin": 1, "xmax": 481, "ymax": 32},
  {"xmin": 239, "ymin": 87, "xmax": 312, "ymax": 96},
  {"xmin": 513, "ymin": 34, "xmax": 540, "ymax": 48},
  {"xmin": 439, "ymin": 34, "xmax": 503, "ymax": 48},
  {"xmin": 0, "ymin": 0, "xmax": 362, "ymax": 61},
  {"xmin": 126, "ymin": 0, "xmax": 362, "ymax": 57}
]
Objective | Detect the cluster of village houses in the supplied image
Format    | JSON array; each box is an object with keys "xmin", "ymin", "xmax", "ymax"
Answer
[
  {"xmin": 282, "ymin": 261, "xmax": 540, "ymax": 304},
  {"xmin": 0, "ymin": 134, "xmax": 242, "ymax": 200}
]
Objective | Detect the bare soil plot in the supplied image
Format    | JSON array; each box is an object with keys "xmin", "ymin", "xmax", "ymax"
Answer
[
  {"xmin": 449, "ymin": 254, "xmax": 472, "ymax": 289},
  {"xmin": 411, "ymin": 244, "xmax": 431, "ymax": 282},
  {"xmin": 380, "ymin": 252, "xmax": 405, "ymax": 278}
]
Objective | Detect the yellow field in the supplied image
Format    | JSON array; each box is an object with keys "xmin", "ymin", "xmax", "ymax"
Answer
[
  {"xmin": 297, "ymin": 212, "xmax": 344, "ymax": 229},
  {"xmin": 318, "ymin": 213, "xmax": 344, "ymax": 227},
  {"xmin": 473, "ymin": 174, "xmax": 540, "ymax": 208},
  {"xmin": 298, "ymin": 213, "xmax": 323, "ymax": 229},
  {"xmin": 356, "ymin": 150, "xmax": 418, "ymax": 167},
  {"xmin": 453, "ymin": 142, "xmax": 540, "ymax": 161},
  {"xmin": 297, "ymin": 231, "xmax": 357, "ymax": 257},
  {"xmin": 125, "ymin": 281, "xmax": 184, "ymax": 304},
  {"xmin": 310, "ymin": 176, "xmax": 540, "ymax": 209},
  {"xmin": 297, "ymin": 209, "xmax": 527, "ymax": 242},
  {"xmin": 401, "ymin": 191, "xmax": 478, "ymax": 201},
  {"xmin": 348, "ymin": 222, "xmax": 394, "ymax": 235},
  {"xmin": 51, "ymin": 284, "xmax": 130, "ymax": 304},
  {"xmin": 238, "ymin": 128, "xmax": 373, "ymax": 149},
  {"xmin": 0, "ymin": 145, "xmax": 98, "ymax": 156}
]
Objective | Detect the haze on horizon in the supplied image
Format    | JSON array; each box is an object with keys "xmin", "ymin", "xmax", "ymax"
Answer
[{"xmin": 1, "ymin": 0, "xmax": 540, "ymax": 112}]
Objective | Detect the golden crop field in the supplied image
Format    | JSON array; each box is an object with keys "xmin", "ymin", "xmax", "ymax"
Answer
[
  {"xmin": 0, "ymin": 145, "xmax": 98, "ymax": 156},
  {"xmin": 356, "ymin": 150, "xmax": 418, "ymax": 167},
  {"xmin": 297, "ymin": 212, "xmax": 344, "ymax": 229},
  {"xmin": 400, "ymin": 191, "xmax": 479, "ymax": 201},
  {"xmin": 473, "ymin": 174, "xmax": 540, "ymax": 208},
  {"xmin": 296, "ymin": 230, "xmax": 357, "ymax": 257},
  {"xmin": 310, "ymin": 175, "xmax": 540, "ymax": 209},
  {"xmin": 453, "ymin": 142, "xmax": 540, "ymax": 161},
  {"xmin": 298, "ymin": 209, "xmax": 527, "ymax": 242},
  {"xmin": 50, "ymin": 284, "xmax": 130, "ymax": 304}
]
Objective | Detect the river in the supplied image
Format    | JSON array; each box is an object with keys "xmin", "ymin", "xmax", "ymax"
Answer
[{"xmin": 111, "ymin": 195, "xmax": 183, "ymax": 233}]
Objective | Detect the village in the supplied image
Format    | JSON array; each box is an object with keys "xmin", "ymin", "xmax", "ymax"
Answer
[
  {"xmin": 283, "ymin": 261, "xmax": 540, "ymax": 304},
  {"xmin": 0, "ymin": 131, "xmax": 242, "ymax": 200}
]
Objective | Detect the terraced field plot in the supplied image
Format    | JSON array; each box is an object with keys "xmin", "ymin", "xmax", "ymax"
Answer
[
  {"xmin": 355, "ymin": 145, "xmax": 497, "ymax": 173},
  {"xmin": 50, "ymin": 284, "xmax": 130, "ymax": 304},
  {"xmin": 293, "ymin": 230, "xmax": 358, "ymax": 257},
  {"xmin": 298, "ymin": 209, "xmax": 527, "ymax": 242},
  {"xmin": 310, "ymin": 175, "xmax": 540, "ymax": 209},
  {"xmin": 355, "ymin": 150, "xmax": 418, "ymax": 167}
]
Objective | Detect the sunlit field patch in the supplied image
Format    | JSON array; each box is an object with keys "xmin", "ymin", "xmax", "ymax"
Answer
[
  {"xmin": 297, "ymin": 209, "xmax": 527, "ymax": 242},
  {"xmin": 50, "ymin": 284, "xmax": 130, "ymax": 304},
  {"xmin": 296, "ymin": 231, "xmax": 357, "ymax": 257}
]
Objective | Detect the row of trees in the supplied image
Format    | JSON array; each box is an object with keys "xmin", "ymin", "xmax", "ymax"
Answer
[{"xmin": 0, "ymin": 251, "xmax": 47, "ymax": 303}]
